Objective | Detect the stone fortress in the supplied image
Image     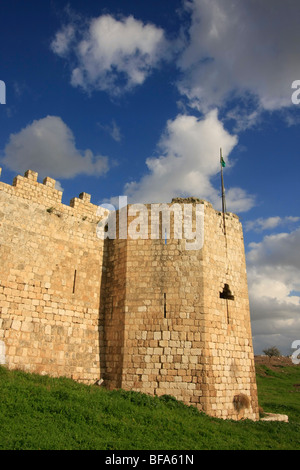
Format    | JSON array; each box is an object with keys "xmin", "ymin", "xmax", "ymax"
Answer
[{"xmin": 0, "ymin": 168, "xmax": 259, "ymax": 420}]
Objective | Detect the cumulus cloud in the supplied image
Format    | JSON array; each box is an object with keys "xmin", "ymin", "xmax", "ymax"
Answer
[
  {"xmin": 178, "ymin": 0, "xmax": 300, "ymax": 117},
  {"xmin": 246, "ymin": 216, "xmax": 300, "ymax": 232},
  {"xmin": 50, "ymin": 2, "xmax": 300, "ymax": 123},
  {"xmin": 51, "ymin": 14, "xmax": 167, "ymax": 95},
  {"xmin": 123, "ymin": 109, "xmax": 254, "ymax": 211},
  {"xmin": 1, "ymin": 116, "xmax": 109, "ymax": 179},
  {"xmin": 246, "ymin": 228, "xmax": 300, "ymax": 354}
]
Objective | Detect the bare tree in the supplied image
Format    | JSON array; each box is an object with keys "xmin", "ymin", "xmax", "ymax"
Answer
[{"xmin": 263, "ymin": 346, "xmax": 281, "ymax": 359}]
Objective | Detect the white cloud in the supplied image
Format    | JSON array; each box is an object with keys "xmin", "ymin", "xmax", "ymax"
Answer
[
  {"xmin": 246, "ymin": 216, "xmax": 300, "ymax": 232},
  {"xmin": 50, "ymin": 3, "xmax": 300, "ymax": 125},
  {"xmin": 51, "ymin": 14, "xmax": 167, "ymax": 95},
  {"xmin": 247, "ymin": 230, "xmax": 300, "ymax": 271},
  {"xmin": 109, "ymin": 120, "xmax": 122, "ymax": 142},
  {"xmin": 246, "ymin": 228, "xmax": 300, "ymax": 355},
  {"xmin": 98, "ymin": 119, "xmax": 122, "ymax": 142},
  {"xmin": 123, "ymin": 109, "xmax": 254, "ymax": 211},
  {"xmin": 224, "ymin": 187, "xmax": 255, "ymax": 214},
  {"xmin": 177, "ymin": 0, "xmax": 300, "ymax": 118},
  {"xmin": 1, "ymin": 116, "xmax": 109, "ymax": 179},
  {"xmin": 51, "ymin": 24, "xmax": 75, "ymax": 57}
]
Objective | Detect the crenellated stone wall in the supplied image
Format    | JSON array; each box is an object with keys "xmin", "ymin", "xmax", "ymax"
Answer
[
  {"xmin": 0, "ymin": 168, "xmax": 108, "ymax": 382},
  {"xmin": 0, "ymin": 168, "xmax": 259, "ymax": 420}
]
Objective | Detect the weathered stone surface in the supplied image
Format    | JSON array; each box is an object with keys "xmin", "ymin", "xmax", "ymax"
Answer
[
  {"xmin": 0, "ymin": 168, "xmax": 259, "ymax": 420},
  {"xmin": 261, "ymin": 413, "xmax": 289, "ymax": 422}
]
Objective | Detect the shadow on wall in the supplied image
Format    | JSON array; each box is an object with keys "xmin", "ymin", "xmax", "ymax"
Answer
[{"xmin": 98, "ymin": 234, "xmax": 126, "ymax": 389}]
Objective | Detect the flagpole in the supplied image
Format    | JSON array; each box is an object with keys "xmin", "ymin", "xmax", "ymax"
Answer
[{"xmin": 220, "ymin": 148, "xmax": 226, "ymax": 234}]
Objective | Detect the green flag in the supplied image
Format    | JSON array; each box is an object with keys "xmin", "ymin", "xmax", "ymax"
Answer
[{"xmin": 220, "ymin": 156, "xmax": 226, "ymax": 167}]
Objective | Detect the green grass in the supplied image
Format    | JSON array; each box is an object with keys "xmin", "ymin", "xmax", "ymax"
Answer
[
  {"xmin": 0, "ymin": 364, "xmax": 299, "ymax": 450},
  {"xmin": 255, "ymin": 363, "xmax": 300, "ymax": 422}
]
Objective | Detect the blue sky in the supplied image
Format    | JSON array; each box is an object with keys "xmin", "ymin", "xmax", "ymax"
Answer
[{"xmin": 0, "ymin": 0, "xmax": 299, "ymax": 355}]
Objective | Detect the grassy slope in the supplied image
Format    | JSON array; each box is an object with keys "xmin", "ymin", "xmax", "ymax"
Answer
[{"xmin": 0, "ymin": 363, "xmax": 299, "ymax": 450}]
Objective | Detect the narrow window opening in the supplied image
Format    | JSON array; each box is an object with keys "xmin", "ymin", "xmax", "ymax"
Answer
[
  {"xmin": 219, "ymin": 283, "xmax": 234, "ymax": 300},
  {"xmin": 220, "ymin": 283, "xmax": 234, "ymax": 324},
  {"xmin": 163, "ymin": 293, "xmax": 167, "ymax": 318},
  {"xmin": 72, "ymin": 270, "xmax": 77, "ymax": 294}
]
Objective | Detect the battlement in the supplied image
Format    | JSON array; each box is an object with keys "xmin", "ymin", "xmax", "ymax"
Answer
[
  {"xmin": 0, "ymin": 168, "xmax": 107, "ymax": 221},
  {"xmin": 0, "ymin": 168, "xmax": 240, "ymax": 230}
]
